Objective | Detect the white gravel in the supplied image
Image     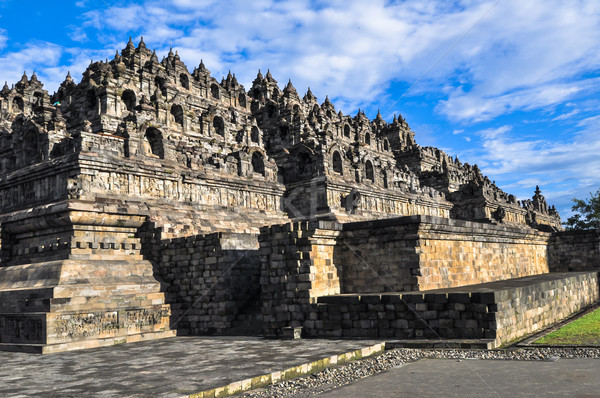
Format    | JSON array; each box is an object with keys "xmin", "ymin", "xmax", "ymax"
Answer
[{"xmin": 242, "ymin": 347, "xmax": 600, "ymax": 397}]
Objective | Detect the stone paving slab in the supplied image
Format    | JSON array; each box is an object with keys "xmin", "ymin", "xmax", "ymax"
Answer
[
  {"xmin": 0, "ymin": 336, "xmax": 383, "ymax": 397},
  {"xmin": 317, "ymin": 357, "xmax": 600, "ymax": 397}
]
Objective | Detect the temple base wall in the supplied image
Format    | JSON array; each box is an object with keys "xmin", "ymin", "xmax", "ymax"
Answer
[
  {"xmin": 143, "ymin": 230, "xmax": 261, "ymax": 335},
  {"xmin": 548, "ymin": 229, "xmax": 600, "ymax": 272},
  {"xmin": 338, "ymin": 216, "xmax": 550, "ymax": 292},
  {"xmin": 0, "ymin": 207, "xmax": 175, "ymax": 353}
]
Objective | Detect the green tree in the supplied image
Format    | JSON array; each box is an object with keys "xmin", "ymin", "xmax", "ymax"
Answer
[{"xmin": 564, "ymin": 189, "xmax": 600, "ymax": 230}]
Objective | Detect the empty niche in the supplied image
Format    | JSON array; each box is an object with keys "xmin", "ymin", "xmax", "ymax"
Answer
[
  {"xmin": 86, "ymin": 89, "xmax": 97, "ymax": 113},
  {"xmin": 180, "ymin": 73, "xmax": 189, "ymax": 90},
  {"xmin": 365, "ymin": 133, "xmax": 371, "ymax": 145},
  {"xmin": 332, "ymin": 151, "xmax": 343, "ymax": 175},
  {"xmin": 121, "ymin": 89, "xmax": 136, "ymax": 112},
  {"xmin": 344, "ymin": 124, "xmax": 350, "ymax": 138},
  {"xmin": 365, "ymin": 160, "xmax": 374, "ymax": 182},
  {"xmin": 144, "ymin": 127, "xmax": 164, "ymax": 159},
  {"xmin": 298, "ymin": 152, "xmax": 312, "ymax": 176},
  {"xmin": 211, "ymin": 83, "xmax": 220, "ymax": 99},
  {"xmin": 171, "ymin": 104, "xmax": 184, "ymax": 127},
  {"xmin": 251, "ymin": 152, "xmax": 265, "ymax": 176},
  {"xmin": 382, "ymin": 170, "xmax": 388, "ymax": 188},
  {"xmin": 238, "ymin": 92, "xmax": 247, "ymax": 108},
  {"xmin": 279, "ymin": 125, "xmax": 289, "ymax": 139},
  {"xmin": 383, "ymin": 139, "xmax": 390, "ymax": 151},
  {"xmin": 251, "ymin": 126, "xmax": 260, "ymax": 143},
  {"xmin": 213, "ymin": 116, "xmax": 225, "ymax": 136},
  {"xmin": 23, "ymin": 127, "xmax": 40, "ymax": 164}
]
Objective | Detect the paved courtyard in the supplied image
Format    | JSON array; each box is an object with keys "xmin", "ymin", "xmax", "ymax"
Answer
[
  {"xmin": 318, "ymin": 357, "xmax": 600, "ymax": 397},
  {"xmin": 0, "ymin": 336, "xmax": 381, "ymax": 397}
]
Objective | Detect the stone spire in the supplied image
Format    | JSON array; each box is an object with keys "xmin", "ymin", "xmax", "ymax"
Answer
[
  {"xmin": 283, "ymin": 79, "xmax": 299, "ymax": 101},
  {"xmin": 126, "ymin": 36, "xmax": 134, "ymax": 51},
  {"xmin": 303, "ymin": 87, "xmax": 316, "ymax": 103},
  {"xmin": 0, "ymin": 81, "xmax": 10, "ymax": 97}
]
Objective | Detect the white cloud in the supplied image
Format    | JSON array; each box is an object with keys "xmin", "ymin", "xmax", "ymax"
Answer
[
  {"xmin": 64, "ymin": 0, "xmax": 600, "ymax": 122},
  {"xmin": 0, "ymin": 43, "xmax": 63, "ymax": 88},
  {"xmin": 460, "ymin": 122, "xmax": 600, "ymax": 216}
]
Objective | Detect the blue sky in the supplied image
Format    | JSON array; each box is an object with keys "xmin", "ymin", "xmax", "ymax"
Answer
[{"xmin": 1, "ymin": 0, "xmax": 599, "ymax": 219}]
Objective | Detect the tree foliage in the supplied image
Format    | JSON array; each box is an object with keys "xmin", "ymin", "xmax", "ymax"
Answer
[{"xmin": 564, "ymin": 189, "xmax": 600, "ymax": 230}]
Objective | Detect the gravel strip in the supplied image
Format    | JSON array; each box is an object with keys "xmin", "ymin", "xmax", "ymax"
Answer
[{"xmin": 241, "ymin": 347, "xmax": 600, "ymax": 397}]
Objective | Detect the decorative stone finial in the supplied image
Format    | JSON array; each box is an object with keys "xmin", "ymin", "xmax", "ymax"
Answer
[
  {"xmin": 151, "ymin": 49, "xmax": 158, "ymax": 62},
  {"xmin": 256, "ymin": 69, "xmax": 263, "ymax": 79},
  {"xmin": 138, "ymin": 36, "xmax": 146, "ymax": 49}
]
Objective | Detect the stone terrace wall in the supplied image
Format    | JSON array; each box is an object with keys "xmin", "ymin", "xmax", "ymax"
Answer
[
  {"xmin": 548, "ymin": 229, "xmax": 600, "ymax": 272},
  {"xmin": 143, "ymin": 230, "xmax": 261, "ymax": 335},
  {"xmin": 259, "ymin": 221, "xmax": 341, "ymax": 335},
  {"xmin": 493, "ymin": 272, "xmax": 599, "ymax": 344},
  {"xmin": 337, "ymin": 216, "xmax": 551, "ymax": 292},
  {"xmin": 308, "ymin": 272, "xmax": 599, "ymax": 347}
]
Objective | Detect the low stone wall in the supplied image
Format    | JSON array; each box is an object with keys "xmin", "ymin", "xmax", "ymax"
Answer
[
  {"xmin": 149, "ymin": 231, "xmax": 261, "ymax": 335},
  {"xmin": 338, "ymin": 216, "xmax": 551, "ymax": 292},
  {"xmin": 306, "ymin": 272, "xmax": 599, "ymax": 347},
  {"xmin": 548, "ymin": 229, "xmax": 600, "ymax": 272}
]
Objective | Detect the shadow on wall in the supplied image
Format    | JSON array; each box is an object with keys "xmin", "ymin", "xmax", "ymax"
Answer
[
  {"xmin": 548, "ymin": 229, "xmax": 600, "ymax": 272},
  {"xmin": 138, "ymin": 221, "xmax": 262, "ymax": 335}
]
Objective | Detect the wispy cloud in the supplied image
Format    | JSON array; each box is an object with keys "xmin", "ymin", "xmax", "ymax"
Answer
[
  {"xmin": 61, "ymin": 0, "xmax": 600, "ymax": 122},
  {"xmin": 0, "ymin": 29, "xmax": 6, "ymax": 50},
  {"xmin": 461, "ymin": 121, "xmax": 600, "ymax": 214}
]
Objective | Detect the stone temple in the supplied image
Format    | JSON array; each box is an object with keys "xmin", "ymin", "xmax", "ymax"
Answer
[{"xmin": 0, "ymin": 38, "xmax": 597, "ymax": 353}]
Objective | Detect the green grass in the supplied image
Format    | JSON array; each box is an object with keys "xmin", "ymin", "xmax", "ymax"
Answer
[{"xmin": 534, "ymin": 307, "xmax": 600, "ymax": 346}]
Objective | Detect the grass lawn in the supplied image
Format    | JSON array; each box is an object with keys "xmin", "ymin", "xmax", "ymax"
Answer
[{"xmin": 534, "ymin": 307, "xmax": 600, "ymax": 346}]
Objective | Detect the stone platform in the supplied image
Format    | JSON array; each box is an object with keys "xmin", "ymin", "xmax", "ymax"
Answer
[
  {"xmin": 0, "ymin": 336, "xmax": 384, "ymax": 397},
  {"xmin": 308, "ymin": 271, "xmax": 600, "ymax": 347}
]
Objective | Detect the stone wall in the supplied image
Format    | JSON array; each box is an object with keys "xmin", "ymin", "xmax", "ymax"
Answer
[
  {"xmin": 258, "ymin": 217, "xmax": 553, "ymax": 335},
  {"xmin": 307, "ymin": 272, "xmax": 600, "ymax": 347},
  {"xmin": 337, "ymin": 216, "xmax": 551, "ymax": 292},
  {"xmin": 146, "ymin": 230, "xmax": 261, "ymax": 335},
  {"xmin": 258, "ymin": 221, "xmax": 340, "ymax": 335},
  {"xmin": 548, "ymin": 229, "xmax": 600, "ymax": 272}
]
